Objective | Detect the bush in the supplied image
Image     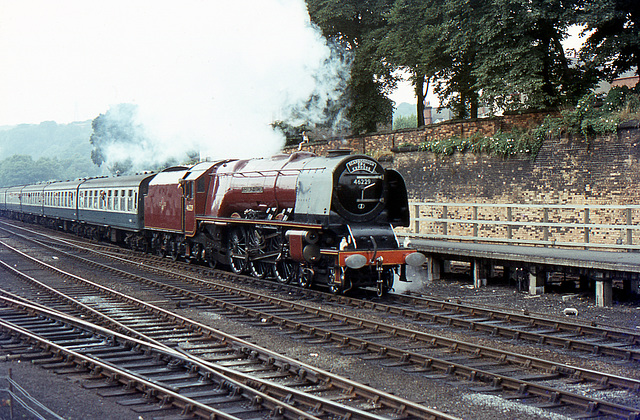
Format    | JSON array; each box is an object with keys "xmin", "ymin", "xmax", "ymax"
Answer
[{"xmin": 415, "ymin": 88, "xmax": 639, "ymax": 158}]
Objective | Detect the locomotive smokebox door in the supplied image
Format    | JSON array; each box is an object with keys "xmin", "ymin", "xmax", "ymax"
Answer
[{"xmin": 332, "ymin": 157, "xmax": 386, "ymax": 223}]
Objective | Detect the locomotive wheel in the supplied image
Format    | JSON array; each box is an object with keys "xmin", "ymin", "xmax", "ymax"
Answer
[
  {"xmin": 248, "ymin": 228, "xmax": 269, "ymax": 279},
  {"xmin": 227, "ymin": 228, "xmax": 248, "ymax": 274},
  {"xmin": 299, "ymin": 267, "xmax": 313, "ymax": 288},
  {"xmin": 169, "ymin": 241, "xmax": 180, "ymax": 261},
  {"xmin": 205, "ymin": 247, "xmax": 217, "ymax": 269},
  {"xmin": 274, "ymin": 259, "xmax": 298, "ymax": 283}
]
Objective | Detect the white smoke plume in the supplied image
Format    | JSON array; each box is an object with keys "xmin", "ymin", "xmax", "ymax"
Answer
[{"xmin": 0, "ymin": 1, "xmax": 351, "ymax": 170}]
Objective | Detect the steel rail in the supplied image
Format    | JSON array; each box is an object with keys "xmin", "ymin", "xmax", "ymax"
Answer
[
  {"xmin": 314, "ymin": 292, "xmax": 640, "ymax": 362},
  {"xmin": 0, "ymin": 241, "xmax": 456, "ymax": 420},
  {"xmin": 0, "ymin": 296, "xmax": 316, "ymax": 420},
  {"xmin": 3, "ymin": 222, "xmax": 640, "ymax": 418},
  {"xmin": 17, "ymin": 220, "xmax": 638, "ymax": 357}
]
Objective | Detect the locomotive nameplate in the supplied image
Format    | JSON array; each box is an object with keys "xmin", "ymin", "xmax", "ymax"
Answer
[
  {"xmin": 242, "ymin": 186, "xmax": 264, "ymax": 194},
  {"xmin": 345, "ymin": 159, "xmax": 377, "ymax": 174}
]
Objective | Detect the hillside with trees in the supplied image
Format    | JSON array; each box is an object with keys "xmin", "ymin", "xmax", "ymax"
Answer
[{"xmin": 0, "ymin": 121, "xmax": 101, "ymax": 187}]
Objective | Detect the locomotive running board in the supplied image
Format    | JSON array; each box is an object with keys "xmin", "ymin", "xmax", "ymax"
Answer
[{"xmin": 196, "ymin": 216, "xmax": 322, "ymax": 230}]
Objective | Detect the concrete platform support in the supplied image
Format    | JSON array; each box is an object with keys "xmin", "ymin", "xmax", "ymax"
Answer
[
  {"xmin": 441, "ymin": 260, "xmax": 452, "ymax": 274},
  {"xmin": 473, "ymin": 259, "xmax": 488, "ymax": 288},
  {"xmin": 529, "ymin": 269, "xmax": 546, "ymax": 295},
  {"xmin": 595, "ymin": 278, "xmax": 612, "ymax": 307},
  {"xmin": 425, "ymin": 256, "xmax": 441, "ymax": 281}
]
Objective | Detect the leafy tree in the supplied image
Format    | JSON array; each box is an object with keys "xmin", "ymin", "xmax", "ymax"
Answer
[
  {"xmin": 382, "ymin": 0, "xmax": 445, "ymax": 126},
  {"xmin": 472, "ymin": 0, "xmax": 590, "ymax": 111},
  {"xmin": 0, "ymin": 155, "xmax": 74, "ymax": 186},
  {"xmin": 393, "ymin": 113, "xmax": 417, "ymax": 130},
  {"xmin": 431, "ymin": 0, "xmax": 487, "ymax": 119},
  {"xmin": 580, "ymin": 0, "xmax": 640, "ymax": 81},
  {"xmin": 89, "ymin": 103, "xmax": 147, "ymax": 170},
  {"xmin": 306, "ymin": 0, "xmax": 396, "ymax": 133}
]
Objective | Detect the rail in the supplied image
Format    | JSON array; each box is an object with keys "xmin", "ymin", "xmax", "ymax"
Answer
[{"xmin": 402, "ymin": 202, "xmax": 640, "ymax": 251}]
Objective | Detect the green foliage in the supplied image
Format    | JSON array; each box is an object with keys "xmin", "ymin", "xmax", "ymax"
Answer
[
  {"xmin": 415, "ymin": 88, "xmax": 640, "ymax": 158},
  {"xmin": 383, "ymin": 0, "xmax": 444, "ymax": 125},
  {"xmin": 534, "ymin": 87, "xmax": 639, "ymax": 140},
  {"xmin": 90, "ymin": 104, "xmax": 146, "ymax": 169},
  {"xmin": 306, "ymin": 0, "xmax": 395, "ymax": 134},
  {"xmin": 0, "ymin": 121, "xmax": 94, "ymax": 161},
  {"xmin": 271, "ymin": 121, "xmax": 310, "ymax": 147},
  {"xmin": 580, "ymin": 0, "xmax": 640, "ymax": 82},
  {"xmin": 0, "ymin": 121, "xmax": 100, "ymax": 186},
  {"xmin": 307, "ymin": 0, "xmax": 636, "ymax": 131},
  {"xmin": 393, "ymin": 114, "xmax": 417, "ymax": 130},
  {"xmin": 0, "ymin": 154, "xmax": 99, "ymax": 187},
  {"xmin": 418, "ymin": 129, "xmax": 538, "ymax": 157}
]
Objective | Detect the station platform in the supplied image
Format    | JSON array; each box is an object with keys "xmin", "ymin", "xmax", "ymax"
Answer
[{"xmin": 403, "ymin": 238, "xmax": 640, "ymax": 307}]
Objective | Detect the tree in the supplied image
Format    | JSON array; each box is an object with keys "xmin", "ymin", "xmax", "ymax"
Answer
[
  {"xmin": 472, "ymin": 0, "xmax": 590, "ymax": 111},
  {"xmin": 580, "ymin": 0, "xmax": 640, "ymax": 81},
  {"xmin": 0, "ymin": 155, "xmax": 63, "ymax": 186},
  {"xmin": 382, "ymin": 0, "xmax": 445, "ymax": 126},
  {"xmin": 306, "ymin": 0, "xmax": 396, "ymax": 133},
  {"xmin": 89, "ymin": 103, "xmax": 147, "ymax": 172}
]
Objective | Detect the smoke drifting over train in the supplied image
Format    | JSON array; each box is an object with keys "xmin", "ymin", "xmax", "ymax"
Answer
[{"xmin": 0, "ymin": 1, "xmax": 351, "ymax": 170}]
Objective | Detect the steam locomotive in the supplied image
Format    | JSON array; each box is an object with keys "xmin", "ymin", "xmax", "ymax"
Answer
[{"xmin": 0, "ymin": 150, "xmax": 425, "ymax": 295}]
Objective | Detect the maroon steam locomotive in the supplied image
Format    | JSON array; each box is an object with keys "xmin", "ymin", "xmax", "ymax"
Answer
[{"xmin": 0, "ymin": 150, "xmax": 425, "ymax": 295}]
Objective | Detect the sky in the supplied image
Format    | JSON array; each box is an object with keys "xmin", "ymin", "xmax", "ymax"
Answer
[{"xmin": 0, "ymin": 0, "xmax": 349, "ymax": 165}]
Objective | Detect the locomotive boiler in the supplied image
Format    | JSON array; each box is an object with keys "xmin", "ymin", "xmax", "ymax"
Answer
[{"xmin": 0, "ymin": 150, "xmax": 425, "ymax": 295}]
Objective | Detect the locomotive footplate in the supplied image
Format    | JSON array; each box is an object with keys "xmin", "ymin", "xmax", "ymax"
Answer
[{"xmin": 326, "ymin": 249, "xmax": 425, "ymax": 268}]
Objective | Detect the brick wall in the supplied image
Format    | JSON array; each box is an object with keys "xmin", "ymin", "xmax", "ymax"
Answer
[
  {"xmin": 284, "ymin": 115, "xmax": 640, "ymax": 246},
  {"xmin": 286, "ymin": 110, "xmax": 554, "ymax": 156}
]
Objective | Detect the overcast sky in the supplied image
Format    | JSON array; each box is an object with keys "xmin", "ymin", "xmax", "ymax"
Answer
[{"xmin": 0, "ymin": 0, "xmax": 352, "ymax": 162}]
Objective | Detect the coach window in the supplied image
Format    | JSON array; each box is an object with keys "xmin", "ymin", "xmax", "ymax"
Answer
[{"xmin": 128, "ymin": 190, "xmax": 133, "ymax": 211}]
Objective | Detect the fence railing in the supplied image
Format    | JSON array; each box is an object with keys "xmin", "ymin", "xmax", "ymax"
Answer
[{"xmin": 402, "ymin": 202, "xmax": 640, "ymax": 251}]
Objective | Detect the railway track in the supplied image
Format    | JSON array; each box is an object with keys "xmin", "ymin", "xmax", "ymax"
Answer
[
  {"xmin": 0, "ymin": 239, "xmax": 455, "ymax": 419},
  {"xmin": 42, "ymin": 231, "xmax": 640, "ymax": 365},
  {"xmin": 2, "ymin": 221, "xmax": 640, "ymax": 418}
]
